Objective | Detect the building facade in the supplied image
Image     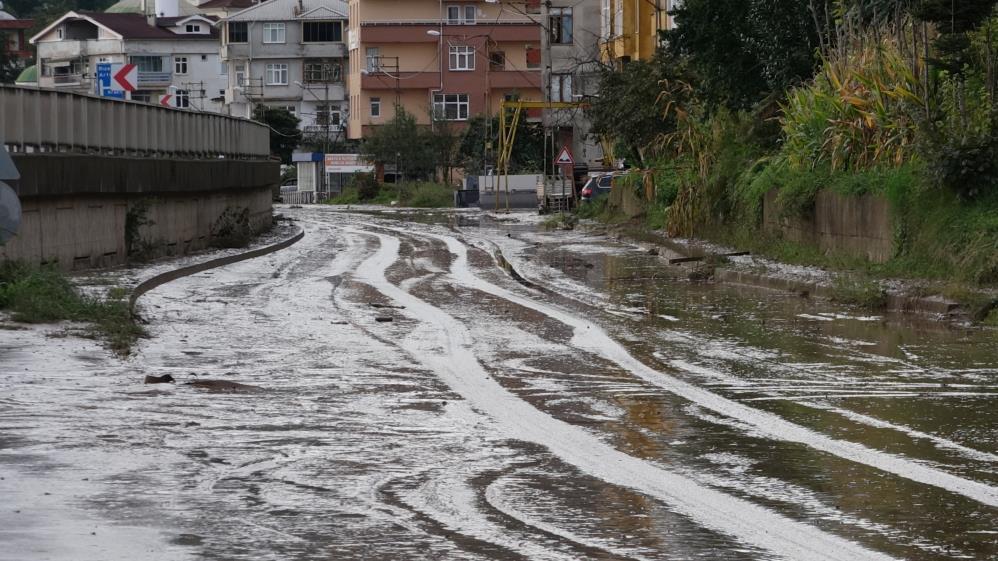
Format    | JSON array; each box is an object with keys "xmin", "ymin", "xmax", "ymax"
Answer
[
  {"xmin": 345, "ymin": 0, "xmax": 543, "ymax": 140},
  {"xmin": 220, "ymin": 0, "xmax": 349, "ymax": 139},
  {"xmin": 600, "ymin": 0, "xmax": 677, "ymax": 63},
  {"xmin": 542, "ymin": 0, "xmax": 603, "ymax": 166},
  {"xmin": 31, "ymin": 5, "xmax": 228, "ymax": 113}
]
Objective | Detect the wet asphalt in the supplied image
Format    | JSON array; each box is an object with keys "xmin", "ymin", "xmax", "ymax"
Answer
[{"xmin": 0, "ymin": 207, "xmax": 995, "ymax": 561}]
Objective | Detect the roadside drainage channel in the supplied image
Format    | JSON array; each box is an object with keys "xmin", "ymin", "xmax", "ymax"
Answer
[
  {"xmin": 129, "ymin": 227, "xmax": 305, "ymax": 312},
  {"xmin": 637, "ymin": 232, "xmax": 963, "ymax": 318}
]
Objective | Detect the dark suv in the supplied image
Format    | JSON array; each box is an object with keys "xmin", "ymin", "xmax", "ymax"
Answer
[{"xmin": 580, "ymin": 174, "xmax": 614, "ymax": 203}]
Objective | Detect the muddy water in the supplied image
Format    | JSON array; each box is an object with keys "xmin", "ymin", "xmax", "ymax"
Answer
[{"xmin": 0, "ymin": 208, "xmax": 994, "ymax": 561}]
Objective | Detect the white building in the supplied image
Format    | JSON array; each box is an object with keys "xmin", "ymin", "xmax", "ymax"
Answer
[
  {"xmin": 219, "ymin": 0, "xmax": 348, "ymax": 138},
  {"xmin": 31, "ymin": 0, "xmax": 229, "ymax": 113}
]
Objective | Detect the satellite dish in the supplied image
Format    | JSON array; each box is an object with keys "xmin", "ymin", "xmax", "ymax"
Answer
[{"xmin": 0, "ymin": 181, "xmax": 21, "ymax": 244}]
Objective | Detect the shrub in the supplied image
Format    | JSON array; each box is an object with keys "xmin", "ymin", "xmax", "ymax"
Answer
[
  {"xmin": 0, "ymin": 263, "xmax": 145, "ymax": 355},
  {"xmin": 830, "ymin": 276, "xmax": 888, "ymax": 310},
  {"xmin": 407, "ymin": 183, "xmax": 453, "ymax": 208},
  {"xmin": 348, "ymin": 172, "xmax": 381, "ymax": 201},
  {"xmin": 210, "ymin": 206, "xmax": 252, "ymax": 248}
]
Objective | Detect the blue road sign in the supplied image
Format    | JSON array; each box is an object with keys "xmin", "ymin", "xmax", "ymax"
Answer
[{"xmin": 97, "ymin": 63, "xmax": 126, "ymax": 100}]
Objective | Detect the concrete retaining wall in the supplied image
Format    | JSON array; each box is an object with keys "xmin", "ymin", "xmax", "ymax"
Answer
[
  {"xmin": 608, "ymin": 183, "xmax": 647, "ymax": 219},
  {"xmin": 763, "ymin": 189, "xmax": 894, "ymax": 263},
  {"xmin": 2, "ymin": 152, "xmax": 279, "ymax": 270},
  {"xmin": 1, "ymin": 187, "xmax": 274, "ymax": 270}
]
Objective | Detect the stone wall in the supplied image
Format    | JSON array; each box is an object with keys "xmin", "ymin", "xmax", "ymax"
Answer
[{"xmin": 763, "ymin": 189, "xmax": 894, "ymax": 263}]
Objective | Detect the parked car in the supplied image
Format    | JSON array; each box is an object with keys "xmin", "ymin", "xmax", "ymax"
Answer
[{"xmin": 580, "ymin": 174, "xmax": 614, "ymax": 203}]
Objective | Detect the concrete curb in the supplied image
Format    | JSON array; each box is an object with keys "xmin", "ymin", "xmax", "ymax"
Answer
[{"xmin": 129, "ymin": 227, "xmax": 305, "ymax": 312}]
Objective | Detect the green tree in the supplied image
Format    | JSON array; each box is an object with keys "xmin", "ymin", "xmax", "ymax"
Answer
[
  {"xmin": 587, "ymin": 53, "xmax": 680, "ymax": 165},
  {"xmin": 664, "ymin": 0, "xmax": 824, "ymax": 110},
  {"xmin": 427, "ymin": 117, "xmax": 462, "ymax": 185},
  {"xmin": 252, "ymin": 106, "xmax": 301, "ymax": 164},
  {"xmin": 362, "ymin": 105, "xmax": 434, "ymax": 181},
  {"xmin": 458, "ymin": 115, "xmax": 545, "ymax": 176}
]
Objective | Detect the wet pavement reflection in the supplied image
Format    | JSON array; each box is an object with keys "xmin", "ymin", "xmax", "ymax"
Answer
[{"xmin": 0, "ymin": 207, "xmax": 994, "ymax": 561}]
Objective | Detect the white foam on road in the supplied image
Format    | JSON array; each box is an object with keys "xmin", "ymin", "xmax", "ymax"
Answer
[
  {"xmin": 419, "ymin": 231, "xmax": 998, "ymax": 509},
  {"xmin": 350, "ymin": 228, "xmax": 899, "ymax": 561}
]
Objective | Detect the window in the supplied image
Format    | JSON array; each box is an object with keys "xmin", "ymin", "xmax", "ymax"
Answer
[
  {"xmin": 304, "ymin": 60, "xmax": 341, "ymax": 82},
  {"xmin": 525, "ymin": 45, "xmax": 540, "ymax": 69},
  {"xmin": 303, "ymin": 21, "xmax": 343, "ymax": 42},
  {"xmin": 228, "ymin": 22, "xmax": 248, "ymax": 43},
  {"xmin": 132, "ymin": 90, "xmax": 152, "ymax": 103},
  {"xmin": 174, "ymin": 56, "xmax": 188, "ymax": 75},
  {"xmin": 449, "ymin": 46, "xmax": 474, "ymax": 71},
  {"xmin": 550, "ymin": 7, "xmax": 573, "ymax": 44},
  {"xmin": 370, "ymin": 97, "xmax": 381, "ymax": 118},
  {"xmin": 263, "ymin": 23, "xmax": 286, "ymax": 44},
  {"xmin": 551, "ymin": 73, "xmax": 573, "ymax": 102},
  {"xmin": 234, "ymin": 63, "xmax": 246, "ymax": 86},
  {"xmin": 316, "ymin": 105, "xmax": 342, "ymax": 128},
  {"xmin": 366, "ymin": 47, "xmax": 380, "ymax": 72},
  {"xmin": 265, "ymin": 63, "xmax": 289, "ymax": 85},
  {"xmin": 129, "ymin": 55, "xmax": 163, "ymax": 72},
  {"xmin": 175, "ymin": 89, "xmax": 190, "ymax": 108},
  {"xmin": 446, "ymin": 5, "xmax": 476, "ymax": 24},
  {"xmin": 433, "ymin": 93, "xmax": 470, "ymax": 120},
  {"xmin": 489, "ymin": 50, "xmax": 505, "ymax": 71},
  {"xmin": 56, "ymin": 27, "xmax": 64, "ymax": 39},
  {"xmin": 185, "ymin": 24, "xmax": 201, "ymax": 33}
]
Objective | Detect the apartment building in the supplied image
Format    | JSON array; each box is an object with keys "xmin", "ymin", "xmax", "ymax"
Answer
[
  {"xmin": 220, "ymin": 0, "xmax": 348, "ymax": 137},
  {"xmin": 542, "ymin": 0, "xmax": 603, "ymax": 166},
  {"xmin": 346, "ymin": 0, "xmax": 543, "ymax": 140},
  {"xmin": 601, "ymin": 0, "xmax": 678, "ymax": 63},
  {"xmin": 31, "ymin": 1, "xmax": 228, "ymax": 113}
]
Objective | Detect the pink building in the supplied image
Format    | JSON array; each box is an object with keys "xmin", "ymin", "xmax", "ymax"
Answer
[{"xmin": 346, "ymin": 0, "xmax": 543, "ymax": 139}]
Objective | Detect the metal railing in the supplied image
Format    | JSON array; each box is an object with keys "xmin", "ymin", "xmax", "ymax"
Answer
[{"xmin": 0, "ymin": 85, "xmax": 271, "ymax": 160}]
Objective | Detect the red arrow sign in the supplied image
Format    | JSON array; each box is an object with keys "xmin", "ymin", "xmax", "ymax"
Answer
[
  {"xmin": 113, "ymin": 63, "xmax": 137, "ymax": 92},
  {"xmin": 159, "ymin": 94, "xmax": 173, "ymax": 107}
]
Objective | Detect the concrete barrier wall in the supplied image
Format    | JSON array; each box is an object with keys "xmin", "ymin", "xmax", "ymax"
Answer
[
  {"xmin": 1, "ymin": 187, "xmax": 273, "ymax": 270},
  {"xmin": 1, "ymin": 85, "xmax": 269, "ymax": 159},
  {"xmin": 2, "ymin": 152, "xmax": 279, "ymax": 270},
  {"xmin": 763, "ymin": 189, "xmax": 894, "ymax": 263}
]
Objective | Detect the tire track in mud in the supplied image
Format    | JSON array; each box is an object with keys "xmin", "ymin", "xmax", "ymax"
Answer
[
  {"xmin": 409, "ymin": 230, "xmax": 998, "ymax": 509},
  {"xmin": 346, "ymin": 226, "xmax": 898, "ymax": 561}
]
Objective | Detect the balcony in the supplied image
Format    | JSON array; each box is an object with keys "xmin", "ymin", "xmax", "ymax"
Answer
[
  {"xmin": 300, "ymin": 81, "xmax": 346, "ymax": 100},
  {"xmin": 360, "ymin": 22, "xmax": 539, "ymax": 43},
  {"xmin": 52, "ymin": 73, "xmax": 83, "ymax": 86},
  {"xmin": 138, "ymin": 71, "xmax": 172, "ymax": 86},
  {"xmin": 361, "ymin": 71, "xmax": 440, "ymax": 90},
  {"xmin": 303, "ymin": 125, "xmax": 343, "ymax": 134}
]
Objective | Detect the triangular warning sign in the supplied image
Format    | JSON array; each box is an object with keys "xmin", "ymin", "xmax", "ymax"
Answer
[{"xmin": 554, "ymin": 146, "xmax": 575, "ymax": 165}]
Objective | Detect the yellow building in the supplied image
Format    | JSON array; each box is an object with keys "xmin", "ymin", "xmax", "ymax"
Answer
[{"xmin": 601, "ymin": 0, "xmax": 677, "ymax": 63}]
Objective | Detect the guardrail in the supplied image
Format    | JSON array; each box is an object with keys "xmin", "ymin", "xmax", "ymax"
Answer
[{"xmin": 0, "ymin": 85, "xmax": 271, "ymax": 160}]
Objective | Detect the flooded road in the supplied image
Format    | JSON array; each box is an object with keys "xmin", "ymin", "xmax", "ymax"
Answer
[{"xmin": 1, "ymin": 207, "xmax": 996, "ymax": 560}]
